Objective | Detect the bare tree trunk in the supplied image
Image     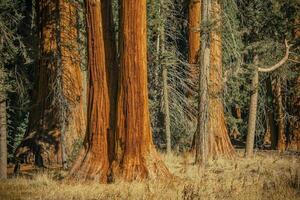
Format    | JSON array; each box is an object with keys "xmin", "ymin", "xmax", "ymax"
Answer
[
  {"xmin": 160, "ymin": 1, "xmax": 171, "ymax": 154},
  {"xmin": 195, "ymin": 0, "xmax": 211, "ymax": 165},
  {"xmin": 245, "ymin": 56, "xmax": 259, "ymax": 157},
  {"xmin": 208, "ymin": 0, "xmax": 234, "ymax": 158},
  {"xmin": 112, "ymin": 0, "xmax": 170, "ymax": 181},
  {"xmin": 188, "ymin": 0, "xmax": 201, "ymax": 92},
  {"xmin": 15, "ymin": 0, "xmax": 85, "ymax": 169},
  {"xmin": 68, "ymin": 0, "xmax": 114, "ymax": 183},
  {"xmin": 275, "ymin": 78, "xmax": 286, "ymax": 151},
  {"xmin": 0, "ymin": 95, "xmax": 7, "ymax": 179},
  {"xmin": 162, "ymin": 53, "xmax": 171, "ymax": 154}
]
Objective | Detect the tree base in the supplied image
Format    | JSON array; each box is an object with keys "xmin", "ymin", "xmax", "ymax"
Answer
[
  {"xmin": 68, "ymin": 148, "xmax": 109, "ymax": 183},
  {"xmin": 111, "ymin": 148, "xmax": 171, "ymax": 182}
]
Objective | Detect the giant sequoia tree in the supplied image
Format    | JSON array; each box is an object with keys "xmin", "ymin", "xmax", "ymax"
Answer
[
  {"xmin": 69, "ymin": 0, "xmax": 117, "ymax": 182},
  {"xmin": 208, "ymin": 0, "xmax": 234, "ymax": 157},
  {"xmin": 112, "ymin": 0, "xmax": 170, "ymax": 181},
  {"xmin": 188, "ymin": 0, "xmax": 201, "ymax": 85},
  {"xmin": 195, "ymin": 0, "xmax": 234, "ymax": 163},
  {"xmin": 15, "ymin": 0, "xmax": 85, "ymax": 169}
]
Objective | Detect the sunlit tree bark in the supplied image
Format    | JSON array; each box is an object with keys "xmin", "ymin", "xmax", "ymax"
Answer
[
  {"xmin": 68, "ymin": 0, "xmax": 116, "ymax": 183},
  {"xmin": 208, "ymin": 0, "xmax": 234, "ymax": 158},
  {"xmin": 112, "ymin": 0, "xmax": 170, "ymax": 181},
  {"xmin": 195, "ymin": 0, "xmax": 210, "ymax": 164},
  {"xmin": 15, "ymin": 0, "xmax": 85, "ymax": 169},
  {"xmin": 188, "ymin": 0, "xmax": 201, "ymax": 87},
  {"xmin": 195, "ymin": 0, "xmax": 234, "ymax": 163}
]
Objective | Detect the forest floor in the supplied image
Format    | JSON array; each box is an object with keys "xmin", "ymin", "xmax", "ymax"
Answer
[{"xmin": 0, "ymin": 150, "xmax": 300, "ymax": 200}]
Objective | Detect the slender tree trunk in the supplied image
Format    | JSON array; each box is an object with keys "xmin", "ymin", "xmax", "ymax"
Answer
[
  {"xmin": 68, "ymin": 0, "xmax": 115, "ymax": 183},
  {"xmin": 160, "ymin": 0, "xmax": 172, "ymax": 154},
  {"xmin": 112, "ymin": 0, "xmax": 170, "ymax": 181},
  {"xmin": 245, "ymin": 56, "xmax": 259, "ymax": 157},
  {"xmin": 0, "ymin": 95, "xmax": 7, "ymax": 179},
  {"xmin": 275, "ymin": 78, "xmax": 286, "ymax": 151},
  {"xmin": 162, "ymin": 48, "xmax": 171, "ymax": 154},
  {"xmin": 195, "ymin": 0, "xmax": 211, "ymax": 165},
  {"xmin": 15, "ymin": 0, "xmax": 85, "ymax": 169},
  {"xmin": 208, "ymin": 0, "xmax": 234, "ymax": 158}
]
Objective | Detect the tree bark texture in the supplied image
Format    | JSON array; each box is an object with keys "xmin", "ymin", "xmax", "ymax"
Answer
[
  {"xmin": 112, "ymin": 0, "xmax": 170, "ymax": 181},
  {"xmin": 188, "ymin": 0, "xmax": 201, "ymax": 91},
  {"xmin": 68, "ymin": 0, "xmax": 114, "ymax": 183},
  {"xmin": 159, "ymin": 1, "xmax": 172, "ymax": 154},
  {"xmin": 15, "ymin": 0, "xmax": 85, "ymax": 168},
  {"xmin": 275, "ymin": 78, "xmax": 286, "ymax": 151},
  {"xmin": 208, "ymin": 0, "xmax": 234, "ymax": 158},
  {"xmin": 0, "ymin": 96, "xmax": 7, "ymax": 179},
  {"xmin": 195, "ymin": 0, "xmax": 210, "ymax": 164},
  {"xmin": 245, "ymin": 57, "xmax": 259, "ymax": 157}
]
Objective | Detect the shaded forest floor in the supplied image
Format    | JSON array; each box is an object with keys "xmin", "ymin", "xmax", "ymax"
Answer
[{"xmin": 0, "ymin": 151, "xmax": 300, "ymax": 200}]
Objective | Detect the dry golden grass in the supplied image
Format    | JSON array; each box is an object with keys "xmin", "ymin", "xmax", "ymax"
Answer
[{"xmin": 0, "ymin": 151, "xmax": 300, "ymax": 200}]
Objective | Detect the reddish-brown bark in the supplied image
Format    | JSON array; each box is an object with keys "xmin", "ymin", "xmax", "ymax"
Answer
[
  {"xmin": 208, "ymin": 0, "xmax": 234, "ymax": 158},
  {"xmin": 68, "ymin": 0, "xmax": 113, "ymax": 182},
  {"xmin": 15, "ymin": 0, "xmax": 85, "ymax": 168},
  {"xmin": 193, "ymin": 0, "xmax": 234, "ymax": 159},
  {"xmin": 112, "ymin": 0, "xmax": 171, "ymax": 181},
  {"xmin": 188, "ymin": 0, "xmax": 201, "ymax": 90}
]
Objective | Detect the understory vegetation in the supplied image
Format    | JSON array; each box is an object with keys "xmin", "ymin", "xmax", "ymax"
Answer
[{"xmin": 1, "ymin": 151, "xmax": 300, "ymax": 200}]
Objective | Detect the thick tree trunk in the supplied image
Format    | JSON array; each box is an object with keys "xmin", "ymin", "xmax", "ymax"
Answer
[
  {"xmin": 112, "ymin": 0, "xmax": 170, "ymax": 181},
  {"xmin": 15, "ymin": 0, "xmax": 85, "ymax": 169},
  {"xmin": 195, "ymin": 0, "xmax": 210, "ymax": 164},
  {"xmin": 188, "ymin": 0, "xmax": 201, "ymax": 91},
  {"xmin": 68, "ymin": 0, "xmax": 114, "ymax": 183},
  {"xmin": 245, "ymin": 57, "xmax": 259, "ymax": 157},
  {"xmin": 194, "ymin": 0, "xmax": 234, "ymax": 162},
  {"xmin": 208, "ymin": 0, "xmax": 234, "ymax": 158},
  {"xmin": 0, "ymin": 95, "xmax": 7, "ymax": 179}
]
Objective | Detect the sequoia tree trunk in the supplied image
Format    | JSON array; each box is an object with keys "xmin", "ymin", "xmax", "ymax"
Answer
[
  {"xmin": 195, "ymin": 0, "xmax": 234, "ymax": 162},
  {"xmin": 15, "ymin": 0, "xmax": 85, "ymax": 169},
  {"xmin": 112, "ymin": 0, "xmax": 170, "ymax": 181},
  {"xmin": 208, "ymin": 0, "xmax": 234, "ymax": 158},
  {"xmin": 188, "ymin": 0, "xmax": 201, "ymax": 91},
  {"xmin": 68, "ymin": 0, "xmax": 116, "ymax": 183},
  {"xmin": 0, "ymin": 95, "xmax": 7, "ymax": 179}
]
